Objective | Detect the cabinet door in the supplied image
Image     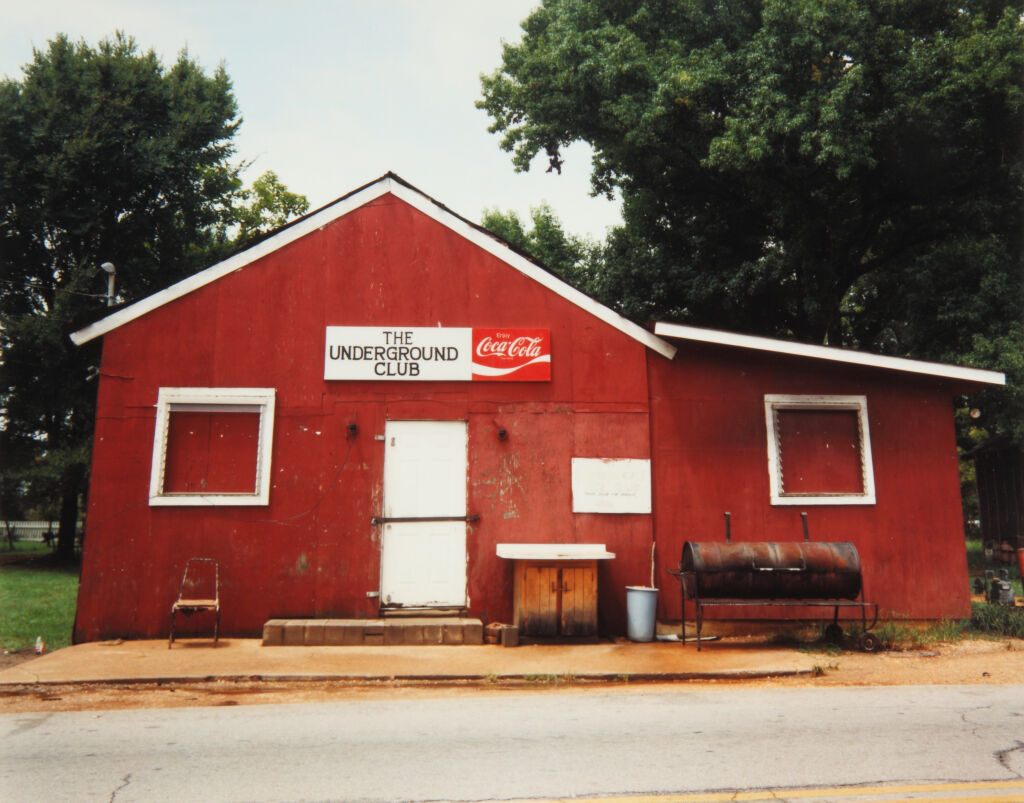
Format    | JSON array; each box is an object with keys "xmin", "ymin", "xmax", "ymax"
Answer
[
  {"xmin": 561, "ymin": 565, "xmax": 598, "ymax": 636},
  {"xmin": 522, "ymin": 566, "xmax": 559, "ymax": 636}
]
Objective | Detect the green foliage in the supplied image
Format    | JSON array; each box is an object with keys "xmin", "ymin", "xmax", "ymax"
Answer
[
  {"xmin": 0, "ymin": 33, "xmax": 307, "ymax": 558},
  {"xmin": 231, "ymin": 170, "xmax": 311, "ymax": 248},
  {"xmin": 481, "ymin": 0, "xmax": 1023, "ymax": 440},
  {"xmin": 481, "ymin": 203, "xmax": 600, "ymax": 289},
  {"xmin": 965, "ymin": 535, "xmax": 1023, "ymax": 597},
  {"xmin": 0, "ymin": 560, "xmax": 80, "ymax": 652},
  {"xmin": 970, "ymin": 602, "xmax": 1024, "ymax": 638},
  {"xmin": 965, "ymin": 323, "xmax": 1024, "ymax": 444}
]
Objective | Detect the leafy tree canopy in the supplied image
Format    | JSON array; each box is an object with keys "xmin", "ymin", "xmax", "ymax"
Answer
[
  {"xmin": 0, "ymin": 33, "xmax": 307, "ymax": 556},
  {"xmin": 231, "ymin": 170, "xmax": 311, "ymax": 248},
  {"xmin": 481, "ymin": 202, "xmax": 599, "ymax": 289},
  {"xmin": 480, "ymin": 0, "xmax": 1024, "ymax": 440}
]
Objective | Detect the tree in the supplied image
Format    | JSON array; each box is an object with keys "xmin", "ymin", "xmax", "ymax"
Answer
[
  {"xmin": 231, "ymin": 170, "xmax": 310, "ymax": 248},
  {"xmin": 481, "ymin": 203, "xmax": 600, "ymax": 290},
  {"xmin": 479, "ymin": 1, "xmax": 1023, "ymax": 373},
  {"xmin": 481, "ymin": 3, "xmax": 1024, "ymax": 331},
  {"xmin": 0, "ymin": 33, "xmax": 307, "ymax": 560}
]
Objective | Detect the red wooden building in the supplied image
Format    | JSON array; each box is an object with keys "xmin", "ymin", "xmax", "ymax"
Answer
[{"xmin": 70, "ymin": 174, "xmax": 1004, "ymax": 642}]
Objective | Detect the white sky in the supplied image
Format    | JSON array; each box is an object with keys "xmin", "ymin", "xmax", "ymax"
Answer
[{"xmin": 1, "ymin": 0, "xmax": 622, "ymax": 241}]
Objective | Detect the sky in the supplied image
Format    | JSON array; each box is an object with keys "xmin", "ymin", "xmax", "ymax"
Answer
[{"xmin": 1, "ymin": 0, "xmax": 623, "ymax": 240}]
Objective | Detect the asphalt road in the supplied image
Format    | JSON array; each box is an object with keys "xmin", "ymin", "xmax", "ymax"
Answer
[{"xmin": 2, "ymin": 684, "xmax": 1022, "ymax": 802}]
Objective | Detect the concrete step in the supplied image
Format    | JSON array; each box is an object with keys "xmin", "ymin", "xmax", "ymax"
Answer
[{"xmin": 262, "ymin": 617, "xmax": 484, "ymax": 647}]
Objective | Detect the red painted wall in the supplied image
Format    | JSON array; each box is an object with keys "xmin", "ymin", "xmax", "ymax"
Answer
[
  {"xmin": 76, "ymin": 191, "xmax": 973, "ymax": 642},
  {"xmin": 647, "ymin": 342, "xmax": 970, "ymax": 624},
  {"xmin": 75, "ymin": 194, "xmax": 653, "ymax": 641}
]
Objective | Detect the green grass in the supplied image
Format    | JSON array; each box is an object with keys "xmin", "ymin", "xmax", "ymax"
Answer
[
  {"xmin": 774, "ymin": 601, "xmax": 1024, "ymax": 653},
  {"xmin": 0, "ymin": 558, "xmax": 80, "ymax": 652},
  {"xmin": 969, "ymin": 601, "xmax": 1024, "ymax": 638},
  {"xmin": 0, "ymin": 540, "xmax": 54, "ymax": 557}
]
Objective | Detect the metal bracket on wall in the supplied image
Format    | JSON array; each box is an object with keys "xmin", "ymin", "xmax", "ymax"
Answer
[{"xmin": 370, "ymin": 514, "xmax": 480, "ymax": 525}]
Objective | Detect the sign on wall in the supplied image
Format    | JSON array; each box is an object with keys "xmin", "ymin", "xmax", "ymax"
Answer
[
  {"xmin": 571, "ymin": 458, "xmax": 652, "ymax": 514},
  {"xmin": 325, "ymin": 327, "xmax": 550, "ymax": 381}
]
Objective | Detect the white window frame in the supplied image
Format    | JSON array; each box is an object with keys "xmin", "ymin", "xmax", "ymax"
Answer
[
  {"xmin": 764, "ymin": 394, "xmax": 876, "ymax": 506},
  {"xmin": 149, "ymin": 387, "xmax": 276, "ymax": 506}
]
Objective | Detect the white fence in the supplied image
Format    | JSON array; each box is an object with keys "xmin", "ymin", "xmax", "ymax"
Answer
[{"xmin": 2, "ymin": 521, "xmax": 63, "ymax": 542}]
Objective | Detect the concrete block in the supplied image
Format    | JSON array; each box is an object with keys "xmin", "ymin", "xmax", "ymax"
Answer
[
  {"xmin": 341, "ymin": 624, "xmax": 366, "ymax": 645},
  {"xmin": 304, "ymin": 622, "xmax": 325, "ymax": 645},
  {"xmin": 384, "ymin": 624, "xmax": 407, "ymax": 645},
  {"xmin": 262, "ymin": 620, "xmax": 285, "ymax": 646},
  {"xmin": 322, "ymin": 620, "xmax": 350, "ymax": 646},
  {"xmin": 422, "ymin": 624, "xmax": 444, "ymax": 644},
  {"xmin": 463, "ymin": 621, "xmax": 483, "ymax": 645},
  {"xmin": 402, "ymin": 625, "xmax": 425, "ymax": 645},
  {"xmin": 282, "ymin": 621, "xmax": 306, "ymax": 646},
  {"xmin": 442, "ymin": 624, "xmax": 464, "ymax": 645}
]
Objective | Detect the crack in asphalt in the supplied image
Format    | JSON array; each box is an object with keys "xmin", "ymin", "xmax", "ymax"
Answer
[
  {"xmin": 109, "ymin": 773, "xmax": 131, "ymax": 803},
  {"xmin": 961, "ymin": 703, "xmax": 995, "ymax": 739},
  {"xmin": 995, "ymin": 741, "xmax": 1024, "ymax": 778}
]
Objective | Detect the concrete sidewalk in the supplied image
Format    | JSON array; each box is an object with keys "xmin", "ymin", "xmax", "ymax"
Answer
[{"xmin": 0, "ymin": 638, "xmax": 820, "ymax": 686}]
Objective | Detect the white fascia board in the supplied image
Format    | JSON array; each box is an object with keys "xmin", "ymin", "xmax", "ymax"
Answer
[
  {"xmin": 387, "ymin": 182, "xmax": 677, "ymax": 360},
  {"xmin": 71, "ymin": 174, "xmax": 677, "ymax": 360},
  {"xmin": 69, "ymin": 179, "xmax": 394, "ymax": 345},
  {"xmin": 654, "ymin": 322, "xmax": 1005, "ymax": 386}
]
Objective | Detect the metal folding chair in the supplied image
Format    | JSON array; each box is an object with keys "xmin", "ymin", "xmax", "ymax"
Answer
[{"xmin": 168, "ymin": 558, "xmax": 220, "ymax": 648}]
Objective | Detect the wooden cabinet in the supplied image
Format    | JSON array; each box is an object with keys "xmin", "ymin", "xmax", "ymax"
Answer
[{"xmin": 513, "ymin": 559, "xmax": 598, "ymax": 637}]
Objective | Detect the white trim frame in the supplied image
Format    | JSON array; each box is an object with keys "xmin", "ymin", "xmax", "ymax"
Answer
[
  {"xmin": 149, "ymin": 387, "xmax": 276, "ymax": 506},
  {"xmin": 70, "ymin": 175, "xmax": 677, "ymax": 361},
  {"xmin": 655, "ymin": 322, "xmax": 1005, "ymax": 386},
  {"xmin": 764, "ymin": 394, "xmax": 876, "ymax": 506}
]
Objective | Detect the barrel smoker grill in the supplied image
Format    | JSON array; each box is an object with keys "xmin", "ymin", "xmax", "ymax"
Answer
[{"xmin": 670, "ymin": 514, "xmax": 879, "ymax": 651}]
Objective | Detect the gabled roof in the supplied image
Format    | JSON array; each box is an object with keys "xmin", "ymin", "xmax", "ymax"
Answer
[
  {"xmin": 654, "ymin": 322, "xmax": 1005, "ymax": 386},
  {"xmin": 70, "ymin": 173, "xmax": 677, "ymax": 359}
]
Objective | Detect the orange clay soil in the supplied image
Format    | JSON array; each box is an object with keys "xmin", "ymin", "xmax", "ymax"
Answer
[{"xmin": 1, "ymin": 637, "xmax": 1021, "ymax": 713}]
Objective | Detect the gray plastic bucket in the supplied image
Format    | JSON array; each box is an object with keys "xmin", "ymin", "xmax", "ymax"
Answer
[{"xmin": 625, "ymin": 586, "xmax": 658, "ymax": 642}]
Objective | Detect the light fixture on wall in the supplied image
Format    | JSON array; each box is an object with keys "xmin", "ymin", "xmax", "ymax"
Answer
[
  {"xmin": 497, "ymin": 428, "xmax": 508, "ymax": 441},
  {"xmin": 347, "ymin": 422, "xmax": 359, "ymax": 437},
  {"xmin": 100, "ymin": 262, "xmax": 116, "ymax": 307}
]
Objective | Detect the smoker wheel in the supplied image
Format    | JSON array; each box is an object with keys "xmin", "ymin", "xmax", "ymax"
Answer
[{"xmin": 859, "ymin": 632, "xmax": 879, "ymax": 652}]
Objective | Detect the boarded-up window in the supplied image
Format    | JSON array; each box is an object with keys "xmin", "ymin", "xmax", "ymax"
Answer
[
  {"xmin": 164, "ymin": 409, "xmax": 262, "ymax": 494},
  {"xmin": 150, "ymin": 389, "xmax": 275, "ymax": 506},
  {"xmin": 765, "ymin": 395, "xmax": 875, "ymax": 506}
]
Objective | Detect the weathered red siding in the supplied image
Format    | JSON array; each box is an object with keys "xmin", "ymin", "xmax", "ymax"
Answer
[
  {"xmin": 75, "ymin": 186, "xmax": 979, "ymax": 643},
  {"xmin": 75, "ymin": 195, "xmax": 653, "ymax": 641},
  {"xmin": 647, "ymin": 342, "xmax": 970, "ymax": 624}
]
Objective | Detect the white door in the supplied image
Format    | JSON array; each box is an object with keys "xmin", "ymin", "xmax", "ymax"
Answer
[{"xmin": 380, "ymin": 420, "xmax": 468, "ymax": 608}]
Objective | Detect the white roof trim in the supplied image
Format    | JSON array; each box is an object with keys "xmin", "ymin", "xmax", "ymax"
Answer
[
  {"xmin": 70, "ymin": 179, "xmax": 392, "ymax": 346},
  {"xmin": 387, "ymin": 181, "xmax": 675, "ymax": 359},
  {"xmin": 70, "ymin": 175, "xmax": 677, "ymax": 359},
  {"xmin": 654, "ymin": 322, "xmax": 1005, "ymax": 386}
]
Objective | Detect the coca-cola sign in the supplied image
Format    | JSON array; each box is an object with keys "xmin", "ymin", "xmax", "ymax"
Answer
[
  {"xmin": 324, "ymin": 327, "xmax": 550, "ymax": 382},
  {"xmin": 471, "ymin": 328, "xmax": 550, "ymax": 381}
]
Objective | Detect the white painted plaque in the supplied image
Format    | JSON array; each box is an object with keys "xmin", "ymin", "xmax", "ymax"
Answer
[
  {"xmin": 571, "ymin": 458, "xmax": 652, "ymax": 514},
  {"xmin": 325, "ymin": 327, "xmax": 472, "ymax": 381}
]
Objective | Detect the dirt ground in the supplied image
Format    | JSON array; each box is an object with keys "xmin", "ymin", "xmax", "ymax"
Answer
[{"xmin": 1, "ymin": 637, "xmax": 1021, "ymax": 714}]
